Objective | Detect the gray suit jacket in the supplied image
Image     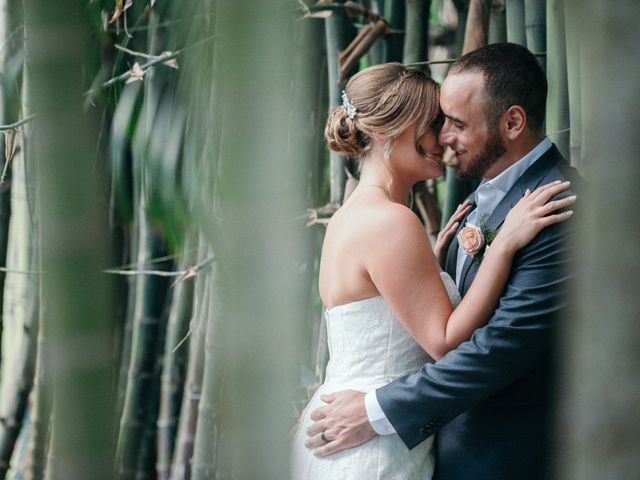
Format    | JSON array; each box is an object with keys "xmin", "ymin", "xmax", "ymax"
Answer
[{"xmin": 377, "ymin": 145, "xmax": 580, "ymax": 480}]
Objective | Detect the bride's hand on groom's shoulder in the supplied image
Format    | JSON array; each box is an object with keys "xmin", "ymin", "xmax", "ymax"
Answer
[
  {"xmin": 304, "ymin": 390, "xmax": 376, "ymax": 457},
  {"xmin": 496, "ymin": 180, "xmax": 576, "ymax": 253},
  {"xmin": 435, "ymin": 200, "xmax": 472, "ymax": 268}
]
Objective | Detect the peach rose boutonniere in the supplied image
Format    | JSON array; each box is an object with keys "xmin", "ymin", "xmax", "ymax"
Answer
[
  {"xmin": 457, "ymin": 215, "xmax": 497, "ymax": 264},
  {"xmin": 458, "ymin": 225, "xmax": 485, "ymax": 257}
]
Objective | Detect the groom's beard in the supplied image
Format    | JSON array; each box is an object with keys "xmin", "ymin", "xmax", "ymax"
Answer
[{"xmin": 457, "ymin": 128, "xmax": 506, "ymax": 180}]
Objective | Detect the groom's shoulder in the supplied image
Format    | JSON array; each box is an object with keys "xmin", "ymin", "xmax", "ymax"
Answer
[{"xmin": 548, "ymin": 157, "xmax": 585, "ymax": 193}]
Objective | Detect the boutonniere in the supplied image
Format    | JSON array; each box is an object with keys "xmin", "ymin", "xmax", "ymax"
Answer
[{"xmin": 457, "ymin": 215, "xmax": 498, "ymax": 265}]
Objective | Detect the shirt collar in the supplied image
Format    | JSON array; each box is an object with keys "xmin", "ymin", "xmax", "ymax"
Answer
[{"xmin": 475, "ymin": 137, "xmax": 552, "ymax": 205}]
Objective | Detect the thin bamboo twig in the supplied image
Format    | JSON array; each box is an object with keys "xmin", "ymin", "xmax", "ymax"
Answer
[
  {"xmin": 104, "ymin": 256, "xmax": 215, "ymax": 278},
  {"xmin": 406, "ymin": 51, "xmax": 546, "ymax": 67},
  {"xmin": 87, "ymin": 34, "xmax": 217, "ymax": 97},
  {"xmin": 0, "ymin": 114, "xmax": 36, "ymax": 131}
]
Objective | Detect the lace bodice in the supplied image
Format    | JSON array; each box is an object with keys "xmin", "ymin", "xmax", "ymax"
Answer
[{"xmin": 324, "ymin": 295, "xmax": 430, "ymax": 387}]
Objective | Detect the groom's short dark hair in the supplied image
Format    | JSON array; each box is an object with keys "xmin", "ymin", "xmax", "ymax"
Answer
[{"xmin": 449, "ymin": 42, "xmax": 547, "ymax": 133}]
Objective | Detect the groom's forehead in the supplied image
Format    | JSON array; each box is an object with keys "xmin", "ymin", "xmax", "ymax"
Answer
[
  {"xmin": 442, "ymin": 72, "xmax": 484, "ymax": 97},
  {"xmin": 440, "ymin": 74, "xmax": 484, "ymax": 115}
]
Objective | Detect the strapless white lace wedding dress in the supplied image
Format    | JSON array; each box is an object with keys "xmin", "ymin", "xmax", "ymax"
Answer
[{"xmin": 290, "ymin": 273, "xmax": 461, "ymax": 480}]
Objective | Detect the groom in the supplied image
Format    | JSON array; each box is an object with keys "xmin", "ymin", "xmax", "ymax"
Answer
[{"xmin": 305, "ymin": 43, "xmax": 580, "ymax": 479}]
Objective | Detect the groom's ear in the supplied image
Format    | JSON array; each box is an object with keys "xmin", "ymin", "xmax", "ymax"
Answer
[{"xmin": 503, "ymin": 105, "xmax": 527, "ymax": 140}]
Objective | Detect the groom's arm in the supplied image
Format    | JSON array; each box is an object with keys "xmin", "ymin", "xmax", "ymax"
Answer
[{"xmin": 376, "ymin": 217, "xmax": 574, "ymax": 449}]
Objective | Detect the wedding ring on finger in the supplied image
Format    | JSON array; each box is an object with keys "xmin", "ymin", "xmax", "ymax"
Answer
[{"xmin": 320, "ymin": 431, "xmax": 331, "ymax": 444}]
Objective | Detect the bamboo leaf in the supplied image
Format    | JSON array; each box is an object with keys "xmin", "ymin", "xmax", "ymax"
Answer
[
  {"xmin": 1, "ymin": 131, "xmax": 17, "ymax": 184},
  {"xmin": 124, "ymin": 62, "xmax": 146, "ymax": 83}
]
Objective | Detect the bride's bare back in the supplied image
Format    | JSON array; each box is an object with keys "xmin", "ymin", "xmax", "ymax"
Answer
[{"xmin": 319, "ymin": 187, "xmax": 432, "ymax": 310}]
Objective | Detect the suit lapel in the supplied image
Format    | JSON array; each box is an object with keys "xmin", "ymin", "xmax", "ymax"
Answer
[{"xmin": 459, "ymin": 145, "xmax": 564, "ymax": 294}]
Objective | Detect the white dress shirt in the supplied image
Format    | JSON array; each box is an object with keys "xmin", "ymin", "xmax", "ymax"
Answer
[{"xmin": 365, "ymin": 137, "xmax": 552, "ymax": 436}]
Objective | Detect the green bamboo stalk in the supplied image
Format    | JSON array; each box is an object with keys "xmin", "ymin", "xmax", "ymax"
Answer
[
  {"xmin": 114, "ymin": 9, "xmax": 175, "ymax": 478},
  {"xmin": 198, "ymin": 1, "xmax": 311, "ymax": 477},
  {"xmin": 524, "ymin": 0, "xmax": 545, "ymax": 69},
  {"xmin": 0, "ymin": 9, "xmax": 38, "ymax": 477},
  {"xmin": 156, "ymin": 234, "xmax": 196, "ymax": 480},
  {"xmin": 505, "ymin": 0, "xmax": 526, "ymax": 45},
  {"xmin": 111, "ymin": 84, "xmax": 143, "ymax": 426},
  {"xmin": 115, "ymin": 206, "xmax": 170, "ymax": 480},
  {"xmin": 169, "ymin": 250, "xmax": 209, "ymax": 480},
  {"xmin": 558, "ymin": 3, "xmax": 640, "ymax": 478},
  {"xmin": 0, "ymin": 291, "xmax": 38, "ymax": 480},
  {"xmin": 190, "ymin": 263, "xmax": 222, "ymax": 479},
  {"xmin": 325, "ymin": 0, "xmax": 357, "ymax": 205},
  {"xmin": 563, "ymin": 0, "xmax": 582, "ymax": 167},
  {"xmin": 488, "ymin": 0, "xmax": 506, "ymax": 43},
  {"xmin": 134, "ymin": 357, "xmax": 164, "ymax": 480},
  {"xmin": 367, "ymin": 0, "xmax": 385, "ymax": 65},
  {"xmin": 453, "ymin": 0, "xmax": 470, "ymax": 56},
  {"xmin": 25, "ymin": 0, "xmax": 115, "ymax": 476},
  {"xmin": 0, "ymin": 0, "xmax": 15, "ymax": 385},
  {"xmin": 288, "ymin": 14, "xmax": 327, "ymax": 382},
  {"xmin": 403, "ymin": 0, "xmax": 431, "ymax": 66},
  {"xmin": 383, "ymin": 0, "xmax": 405, "ymax": 61},
  {"xmin": 27, "ymin": 306, "xmax": 52, "ymax": 480},
  {"xmin": 545, "ymin": 0, "xmax": 569, "ymax": 159}
]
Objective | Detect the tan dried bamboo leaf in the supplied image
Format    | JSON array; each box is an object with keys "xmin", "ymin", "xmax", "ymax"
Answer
[
  {"xmin": 125, "ymin": 62, "xmax": 145, "ymax": 83},
  {"xmin": 109, "ymin": 0, "xmax": 133, "ymax": 24}
]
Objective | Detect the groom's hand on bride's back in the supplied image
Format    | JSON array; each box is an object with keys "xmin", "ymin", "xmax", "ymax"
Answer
[{"xmin": 304, "ymin": 390, "xmax": 377, "ymax": 457}]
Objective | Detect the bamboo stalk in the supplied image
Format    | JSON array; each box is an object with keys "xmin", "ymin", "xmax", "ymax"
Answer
[
  {"xmin": 287, "ymin": 14, "xmax": 328, "ymax": 384},
  {"xmin": 0, "ymin": 292, "xmax": 38, "ymax": 480},
  {"xmin": 558, "ymin": 3, "xmax": 640, "ymax": 478},
  {"xmin": 367, "ymin": 0, "xmax": 386, "ymax": 65},
  {"xmin": 115, "ymin": 82, "xmax": 172, "ymax": 480},
  {"xmin": 563, "ymin": 0, "xmax": 582, "ymax": 167},
  {"xmin": 0, "ymin": 8, "xmax": 38, "ymax": 476},
  {"xmin": 169, "ymin": 251, "xmax": 209, "ymax": 480},
  {"xmin": 197, "ymin": 1, "xmax": 312, "ymax": 477},
  {"xmin": 24, "ymin": 0, "xmax": 116, "ymax": 475},
  {"xmin": 325, "ymin": 0, "xmax": 357, "ymax": 205},
  {"xmin": 383, "ymin": 0, "xmax": 405, "ymax": 61},
  {"xmin": 0, "ymin": 0, "xmax": 13, "ymax": 400},
  {"xmin": 505, "ymin": 0, "xmax": 526, "ymax": 45},
  {"xmin": 403, "ymin": 0, "xmax": 431, "ymax": 66},
  {"xmin": 545, "ymin": 0, "xmax": 569, "ymax": 159},
  {"xmin": 27, "ymin": 307, "xmax": 52, "ymax": 480},
  {"xmin": 190, "ymin": 264, "xmax": 222, "ymax": 479},
  {"xmin": 115, "ymin": 207, "xmax": 170, "ymax": 480},
  {"xmin": 156, "ymin": 234, "xmax": 196, "ymax": 480},
  {"xmin": 524, "ymin": 0, "xmax": 545, "ymax": 69},
  {"xmin": 488, "ymin": 0, "xmax": 506, "ymax": 43}
]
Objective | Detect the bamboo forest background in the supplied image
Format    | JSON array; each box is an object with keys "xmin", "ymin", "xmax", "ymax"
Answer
[{"xmin": 0, "ymin": 0, "xmax": 636, "ymax": 479}]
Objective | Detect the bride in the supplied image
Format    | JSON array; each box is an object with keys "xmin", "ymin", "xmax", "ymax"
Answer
[{"xmin": 290, "ymin": 63, "xmax": 574, "ymax": 479}]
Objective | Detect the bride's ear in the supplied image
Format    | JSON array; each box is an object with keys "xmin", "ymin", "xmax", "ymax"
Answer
[{"xmin": 372, "ymin": 132, "xmax": 386, "ymax": 145}]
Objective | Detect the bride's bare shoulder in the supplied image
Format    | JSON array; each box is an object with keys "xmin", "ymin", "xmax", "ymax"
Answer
[{"xmin": 339, "ymin": 199, "xmax": 426, "ymax": 247}]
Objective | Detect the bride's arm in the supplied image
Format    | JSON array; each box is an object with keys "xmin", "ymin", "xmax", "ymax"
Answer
[{"xmin": 369, "ymin": 181, "xmax": 575, "ymax": 360}]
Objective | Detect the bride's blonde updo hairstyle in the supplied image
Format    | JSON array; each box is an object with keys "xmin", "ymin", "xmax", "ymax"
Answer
[{"xmin": 324, "ymin": 63, "xmax": 442, "ymax": 162}]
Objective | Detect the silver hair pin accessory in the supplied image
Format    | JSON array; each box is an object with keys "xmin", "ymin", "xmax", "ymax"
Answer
[{"xmin": 341, "ymin": 90, "xmax": 357, "ymax": 119}]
